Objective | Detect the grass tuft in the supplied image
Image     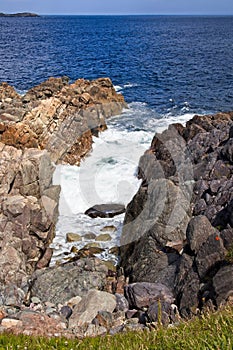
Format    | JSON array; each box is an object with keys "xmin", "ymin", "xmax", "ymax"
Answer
[{"xmin": 0, "ymin": 305, "xmax": 233, "ymax": 349}]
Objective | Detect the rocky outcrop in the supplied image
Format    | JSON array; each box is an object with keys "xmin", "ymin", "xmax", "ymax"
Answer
[
  {"xmin": 0, "ymin": 77, "xmax": 126, "ymax": 165},
  {"xmin": 120, "ymin": 112, "xmax": 233, "ymax": 316},
  {"xmin": 0, "ymin": 77, "xmax": 126, "ymax": 290},
  {"xmin": 0, "ymin": 143, "xmax": 60, "ymax": 288}
]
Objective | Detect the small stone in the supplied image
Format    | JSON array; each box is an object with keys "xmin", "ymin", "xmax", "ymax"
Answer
[
  {"xmin": 66, "ymin": 296, "xmax": 82, "ymax": 308},
  {"xmin": 83, "ymin": 232, "xmax": 97, "ymax": 240},
  {"xmin": 83, "ymin": 243, "xmax": 101, "ymax": 249},
  {"xmin": 31, "ymin": 297, "xmax": 41, "ymax": 304},
  {"xmin": 66, "ymin": 233, "xmax": 82, "ymax": 242},
  {"xmin": 100, "ymin": 225, "xmax": 117, "ymax": 232},
  {"xmin": 1, "ymin": 318, "xmax": 23, "ymax": 328},
  {"xmin": 60, "ymin": 305, "xmax": 72, "ymax": 320},
  {"xmin": 108, "ymin": 246, "xmax": 120, "ymax": 256},
  {"xmin": 96, "ymin": 234, "xmax": 112, "ymax": 242}
]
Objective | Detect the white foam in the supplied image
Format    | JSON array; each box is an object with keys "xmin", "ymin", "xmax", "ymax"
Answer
[
  {"xmin": 53, "ymin": 126, "xmax": 152, "ymax": 216},
  {"xmin": 51, "ymin": 102, "xmax": 195, "ymax": 265}
]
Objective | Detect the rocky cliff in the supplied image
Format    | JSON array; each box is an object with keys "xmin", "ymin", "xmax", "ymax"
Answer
[
  {"xmin": 120, "ymin": 112, "xmax": 233, "ymax": 317},
  {"xmin": 0, "ymin": 77, "xmax": 126, "ymax": 290},
  {"xmin": 0, "ymin": 77, "xmax": 126, "ymax": 165}
]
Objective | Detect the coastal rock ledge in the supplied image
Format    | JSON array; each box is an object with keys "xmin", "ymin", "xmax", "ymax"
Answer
[{"xmin": 0, "ymin": 76, "xmax": 126, "ymax": 289}]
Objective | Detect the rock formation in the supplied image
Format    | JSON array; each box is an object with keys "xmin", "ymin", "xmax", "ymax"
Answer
[
  {"xmin": 0, "ymin": 77, "xmax": 126, "ymax": 165},
  {"xmin": 120, "ymin": 112, "xmax": 233, "ymax": 316},
  {"xmin": 0, "ymin": 77, "xmax": 126, "ymax": 290}
]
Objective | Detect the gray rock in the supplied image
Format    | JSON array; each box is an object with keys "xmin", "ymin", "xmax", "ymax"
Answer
[
  {"xmin": 186, "ymin": 215, "xmax": 216, "ymax": 254},
  {"xmin": 68, "ymin": 290, "xmax": 116, "ymax": 328},
  {"xmin": 115, "ymin": 293, "xmax": 129, "ymax": 312},
  {"xmin": 124, "ymin": 282, "xmax": 174, "ymax": 309},
  {"xmin": 30, "ymin": 258, "xmax": 108, "ymax": 304},
  {"xmin": 196, "ymin": 234, "xmax": 226, "ymax": 280}
]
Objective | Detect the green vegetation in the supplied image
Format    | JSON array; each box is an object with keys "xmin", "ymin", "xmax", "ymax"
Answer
[
  {"xmin": 0, "ymin": 306, "xmax": 233, "ymax": 350},
  {"xmin": 226, "ymin": 244, "xmax": 233, "ymax": 263}
]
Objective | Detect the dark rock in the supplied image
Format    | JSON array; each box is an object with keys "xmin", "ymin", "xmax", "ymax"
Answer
[
  {"xmin": 186, "ymin": 216, "xmax": 216, "ymax": 254},
  {"xmin": 221, "ymin": 227, "xmax": 233, "ymax": 249},
  {"xmin": 60, "ymin": 305, "xmax": 72, "ymax": 320},
  {"xmin": 213, "ymin": 265, "xmax": 233, "ymax": 306},
  {"xmin": 85, "ymin": 204, "xmax": 125, "ymax": 218},
  {"xmin": 174, "ymin": 254, "xmax": 200, "ymax": 318},
  {"xmin": 147, "ymin": 301, "xmax": 176, "ymax": 325},
  {"xmin": 222, "ymin": 139, "xmax": 233, "ymax": 163},
  {"xmin": 196, "ymin": 234, "xmax": 226, "ymax": 280},
  {"xmin": 124, "ymin": 282, "xmax": 174, "ymax": 309}
]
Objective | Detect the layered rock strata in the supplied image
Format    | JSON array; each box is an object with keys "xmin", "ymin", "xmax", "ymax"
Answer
[{"xmin": 0, "ymin": 77, "xmax": 126, "ymax": 165}]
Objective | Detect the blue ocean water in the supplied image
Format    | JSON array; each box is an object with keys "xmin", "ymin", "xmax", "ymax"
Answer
[
  {"xmin": 1, "ymin": 15, "xmax": 233, "ymax": 263},
  {"xmin": 0, "ymin": 15, "xmax": 233, "ymax": 116}
]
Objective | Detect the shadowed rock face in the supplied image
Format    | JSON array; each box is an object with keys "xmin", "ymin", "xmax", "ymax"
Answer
[
  {"xmin": 0, "ymin": 77, "xmax": 127, "ymax": 165},
  {"xmin": 120, "ymin": 112, "xmax": 233, "ymax": 315}
]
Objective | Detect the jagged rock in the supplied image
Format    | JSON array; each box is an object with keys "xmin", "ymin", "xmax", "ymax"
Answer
[
  {"xmin": 213, "ymin": 265, "xmax": 233, "ymax": 306},
  {"xmin": 85, "ymin": 204, "xmax": 125, "ymax": 218},
  {"xmin": 196, "ymin": 233, "xmax": 226, "ymax": 280},
  {"xmin": 124, "ymin": 282, "xmax": 174, "ymax": 309},
  {"xmin": 29, "ymin": 258, "xmax": 108, "ymax": 305},
  {"xmin": 0, "ymin": 77, "xmax": 127, "ymax": 165},
  {"xmin": 0, "ymin": 143, "xmax": 60, "ymax": 287},
  {"xmin": 186, "ymin": 216, "xmax": 216, "ymax": 254},
  {"xmin": 68, "ymin": 290, "xmax": 116, "ymax": 329},
  {"xmin": 120, "ymin": 112, "xmax": 233, "ymax": 317}
]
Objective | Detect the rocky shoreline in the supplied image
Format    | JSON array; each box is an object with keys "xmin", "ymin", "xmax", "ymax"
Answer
[{"xmin": 0, "ymin": 78, "xmax": 233, "ymax": 338}]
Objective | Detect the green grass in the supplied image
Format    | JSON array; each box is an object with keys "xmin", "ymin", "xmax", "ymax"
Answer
[{"xmin": 0, "ymin": 306, "xmax": 233, "ymax": 350}]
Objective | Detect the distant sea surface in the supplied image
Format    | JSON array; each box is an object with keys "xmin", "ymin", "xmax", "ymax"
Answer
[
  {"xmin": 1, "ymin": 15, "xmax": 233, "ymax": 263},
  {"xmin": 0, "ymin": 15, "xmax": 232, "ymax": 115}
]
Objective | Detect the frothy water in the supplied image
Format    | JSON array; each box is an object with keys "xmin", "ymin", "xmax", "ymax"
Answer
[{"xmin": 51, "ymin": 103, "xmax": 195, "ymax": 265}]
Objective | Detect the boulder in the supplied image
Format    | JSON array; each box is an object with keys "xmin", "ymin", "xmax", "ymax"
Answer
[
  {"xmin": 68, "ymin": 290, "xmax": 116, "ymax": 329},
  {"xmin": 85, "ymin": 204, "xmax": 125, "ymax": 218},
  {"xmin": 124, "ymin": 282, "xmax": 174, "ymax": 309},
  {"xmin": 29, "ymin": 258, "xmax": 108, "ymax": 304}
]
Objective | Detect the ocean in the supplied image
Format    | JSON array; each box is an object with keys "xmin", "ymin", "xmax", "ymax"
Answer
[{"xmin": 1, "ymin": 15, "xmax": 232, "ymax": 263}]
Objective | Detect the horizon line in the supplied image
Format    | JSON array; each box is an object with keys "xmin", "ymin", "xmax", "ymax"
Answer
[{"xmin": 38, "ymin": 13, "xmax": 233, "ymax": 16}]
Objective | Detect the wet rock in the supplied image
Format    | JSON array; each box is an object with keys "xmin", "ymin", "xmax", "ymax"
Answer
[
  {"xmin": 95, "ymin": 233, "xmax": 112, "ymax": 242},
  {"xmin": 100, "ymin": 225, "xmax": 117, "ymax": 232},
  {"xmin": 83, "ymin": 232, "xmax": 96, "ymax": 240},
  {"xmin": 85, "ymin": 204, "xmax": 125, "ymax": 218},
  {"xmin": 124, "ymin": 282, "xmax": 174, "ymax": 309},
  {"xmin": 66, "ymin": 233, "xmax": 82, "ymax": 242},
  {"xmin": 68, "ymin": 290, "xmax": 116, "ymax": 328}
]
